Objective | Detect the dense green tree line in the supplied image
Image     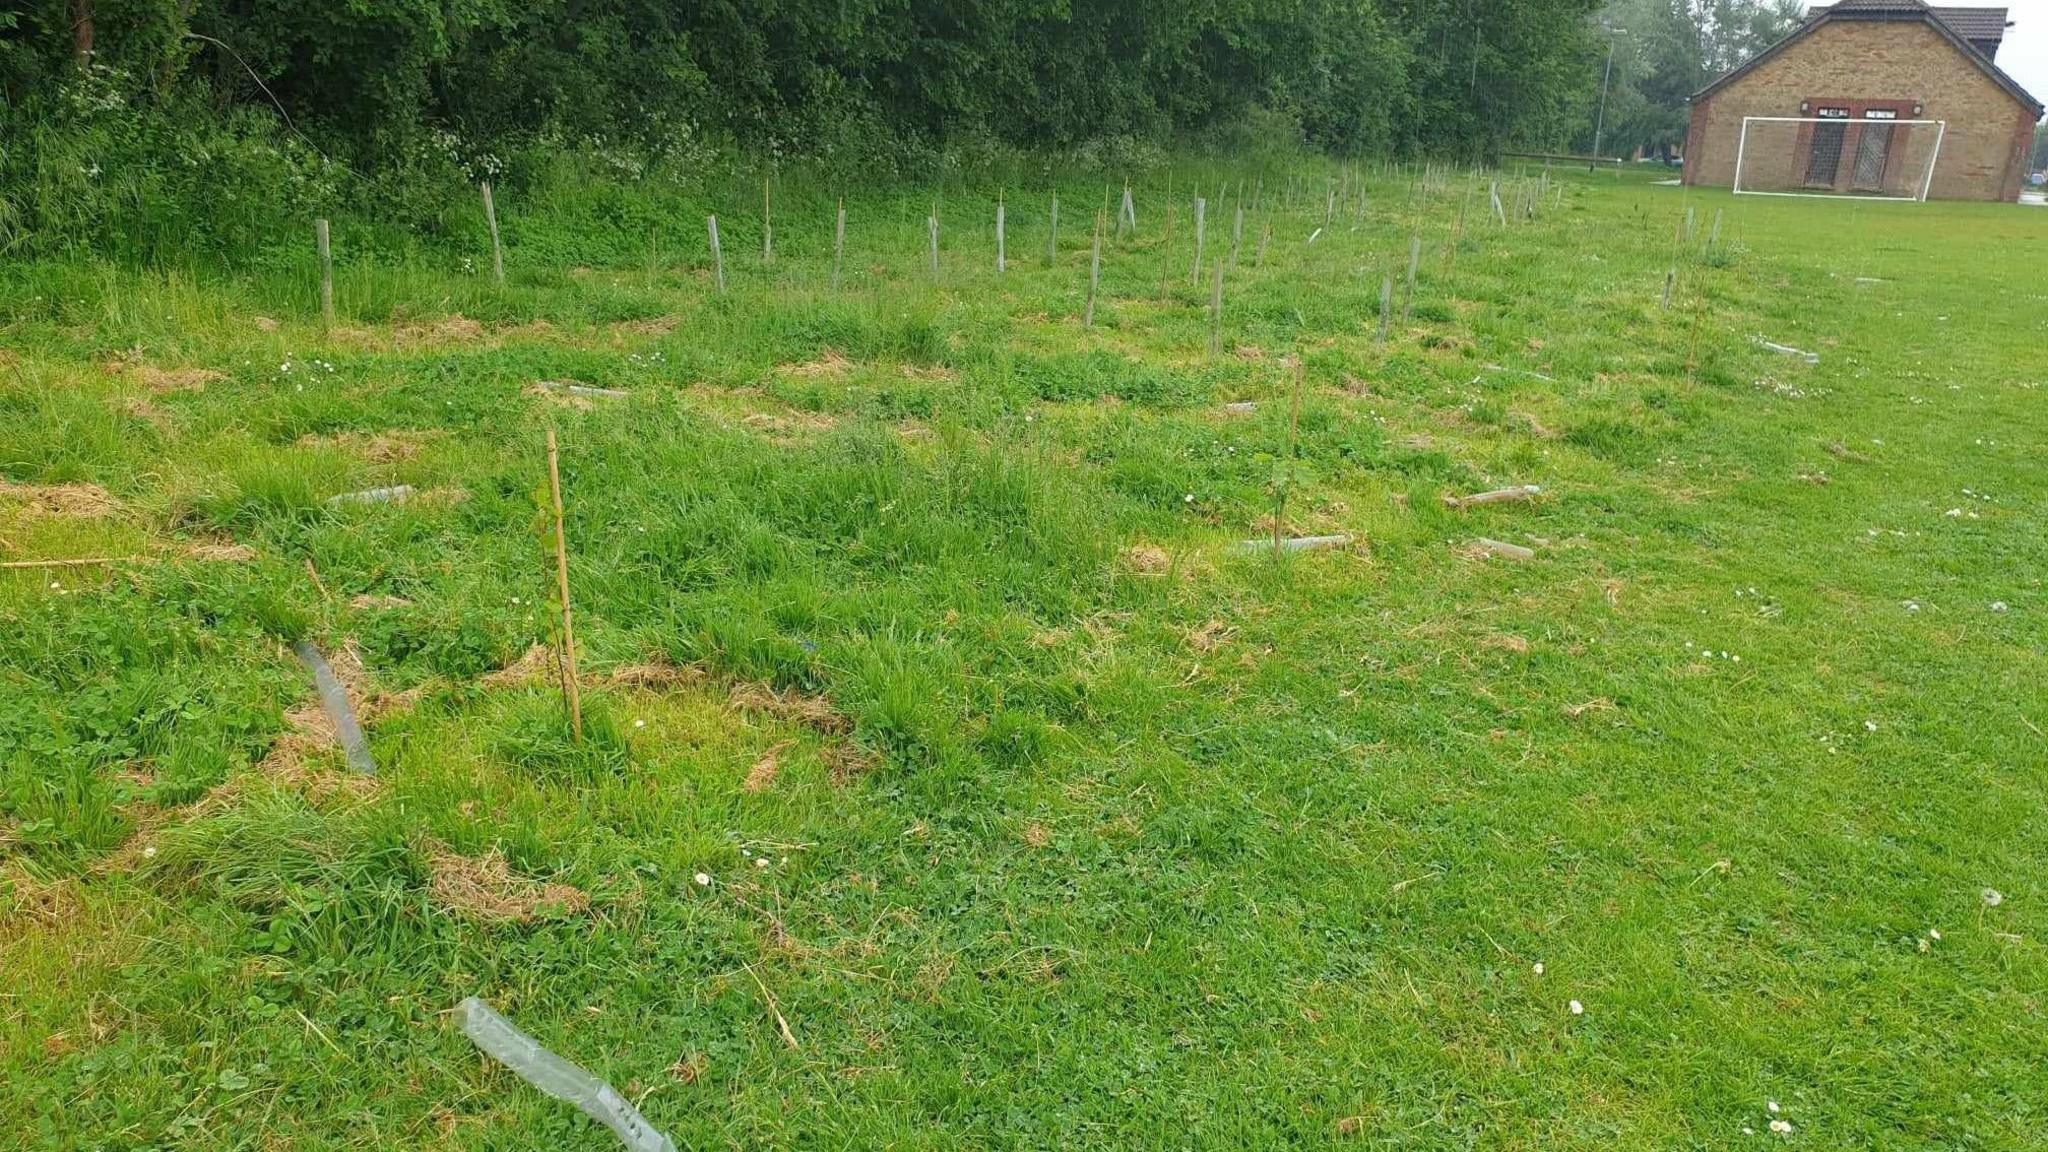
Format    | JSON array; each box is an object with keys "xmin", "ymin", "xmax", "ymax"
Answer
[{"xmin": 0, "ymin": 0, "xmax": 1611, "ymax": 256}]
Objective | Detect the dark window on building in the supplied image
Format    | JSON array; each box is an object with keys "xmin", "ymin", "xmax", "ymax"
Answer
[{"xmin": 1807, "ymin": 107, "xmax": 1850, "ymax": 186}]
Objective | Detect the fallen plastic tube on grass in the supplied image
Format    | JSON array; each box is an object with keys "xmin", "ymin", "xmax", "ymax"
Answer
[
  {"xmin": 538, "ymin": 380, "xmax": 630, "ymax": 399},
  {"xmin": 291, "ymin": 640, "xmax": 375, "ymax": 774},
  {"xmin": 1234, "ymin": 534, "xmax": 1352, "ymax": 553},
  {"xmin": 1443, "ymin": 484, "xmax": 1541, "ymax": 509},
  {"xmin": 326, "ymin": 485, "xmax": 415, "ymax": 507},
  {"xmin": 1752, "ymin": 337, "xmax": 1819, "ymax": 365},
  {"xmin": 453, "ymin": 997, "xmax": 677, "ymax": 1152},
  {"xmin": 1469, "ymin": 538, "xmax": 1535, "ymax": 561}
]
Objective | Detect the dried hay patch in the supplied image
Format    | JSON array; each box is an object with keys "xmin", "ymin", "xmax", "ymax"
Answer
[
  {"xmin": 1479, "ymin": 632, "xmax": 1531, "ymax": 654},
  {"xmin": 482, "ymin": 644, "xmax": 556, "ymax": 688},
  {"xmin": 728, "ymin": 682, "xmax": 852, "ymax": 735},
  {"xmin": 426, "ymin": 845, "xmax": 588, "ymax": 923},
  {"xmin": 299, "ymin": 429, "xmax": 442, "ymax": 465},
  {"xmin": 1185, "ymin": 619, "xmax": 1234, "ymax": 653},
  {"xmin": 1123, "ymin": 544, "xmax": 1173, "ymax": 575},
  {"xmin": 525, "ymin": 382, "xmax": 595, "ymax": 410},
  {"xmin": 743, "ymin": 740, "xmax": 795, "ymax": 793},
  {"xmin": 0, "ymin": 859, "xmax": 85, "ymax": 927},
  {"xmin": 182, "ymin": 538, "xmax": 258, "ymax": 562},
  {"xmin": 779, "ymin": 349, "xmax": 854, "ymax": 378},
  {"xmin": 604, "ymin": 660, "xmax": 702, "ymax": 690},
  {"xmin": 899, "ymin": 362, "xmax": 956, "ymax": 382},
  {"xmin": 613, "ymin": 315, "xmax": 680, "ymax": 338},
  {"xmin": 127, "ymin": 365, "xmax": 223, "ymax": 394},
  {"xmin": 394, "ymin": 314, "xmax": 486, "ymax": 345},
  {"xmin": 349, "ymin": 593, "xmax": 411, "ymax": 611},
  {"xmin": 741, "ymin": 409, "xmax": 840, "ymax": 439},
  {"xmin": 821, "ymin": 741, "xmax": 879, "ymax": 784},
  {"xmin": 0, "ymin": 480, "xmax": 119, "ymax": 518}
]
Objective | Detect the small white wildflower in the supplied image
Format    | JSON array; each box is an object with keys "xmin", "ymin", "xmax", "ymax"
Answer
[
  {"xmin": 633, "ymin": 719, "xmax": 646, "ymax": 729},
  {"xmin": 693, "ymin": 872, "xmax": 711, "ymax": 886},
  {"xmin": 1945, "ymin": 508, "xmax": 1962, "ymax": 517},
  {"xmin": 142, "ymin": 845, "xmax": 157, "ymax": 859},
  {"xmin": 1183, "ymin": 494, "xmax": 1194, "ymax": 503},
  {"xmin": 1533, "ymin": 962, "xmax": 1544, "ymax": 975},
  {"xmin": 755, "ymin": 857, "xmax": 771, "ymax": 869},
  {"xmin": 1568, "ymin": 999, "xmax": 1583, "ymax": 1015},
  {"xmin": 1929, "ymin": 928, "xmax": 1941, "ymax": 940},
  {"xmin": 49, "ymin": 582, "xmax": 60, "ymax": 590},
  {"xmin": 1767, "ymin": 1101, "xmax": 1780, "ymax": 1114},
  {"xmin": 1864, "ymin": 720, "xmax": 1877, "ymax": 732},
  {"xmin": 1983, "ymin": 888, "xmax": 2003, "ymax": 907},
  {"xmin": 1769, "ymin": 1120, "xmax": 1792, "ymax": 1134},
  {"xmin": 1990, "ymin": 601, "xmax": 2008, "ymax": 613}
]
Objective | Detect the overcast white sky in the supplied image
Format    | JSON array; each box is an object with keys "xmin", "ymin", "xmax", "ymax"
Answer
[{"xmin": 1984, "ymin": 0, "xmax": 2048, "ymax": 107}]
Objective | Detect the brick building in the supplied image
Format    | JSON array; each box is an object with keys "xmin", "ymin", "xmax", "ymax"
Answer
[{"xmin": 1684, "ymin": 0, "xmax": 2042, "ymax": 201}]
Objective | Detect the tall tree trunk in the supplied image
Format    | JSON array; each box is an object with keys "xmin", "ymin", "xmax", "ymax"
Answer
[{"xmin": 71, "ymin": 0, "xmax": 95, "ymax": 67}]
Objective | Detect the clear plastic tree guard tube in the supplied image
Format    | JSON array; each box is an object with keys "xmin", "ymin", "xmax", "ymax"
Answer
[{"xmin": 453, "ymin": 997, "xmax": 678, "ymax": 1152}]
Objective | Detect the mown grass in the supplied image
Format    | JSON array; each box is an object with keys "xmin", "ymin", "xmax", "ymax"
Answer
[{"xmin": 2, "ymin": 163, "xmax": 2046, "ymax": 1150}]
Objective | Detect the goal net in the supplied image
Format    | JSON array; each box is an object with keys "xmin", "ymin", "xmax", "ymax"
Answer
[{"xmin": 1733, "ymin": 115, "xmax": 1945, "ymax": 200}]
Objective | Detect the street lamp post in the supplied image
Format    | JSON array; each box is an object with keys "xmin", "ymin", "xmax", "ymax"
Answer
[{"xmin": 1591, "ymin": 28, "xmax": 1627, "ymax": 171}]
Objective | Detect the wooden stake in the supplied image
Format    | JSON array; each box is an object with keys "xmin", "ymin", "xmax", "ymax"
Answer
[
  {"xmin": 928, "ymin": 213, "xmax": 940, "ymax": 281},
  {"xmin": 1256, "ymin": 219, "xmax": 1271, "ymax": 267},
  {"xmin": 480, "ymin": 181, "xmax": 505, "ymax": 287},
  {"xmin": 544, "ymin": 426, "xmax": 583, "ymax": 742},
  {"xmin": 762, "ymin": 175, "xmax": 773, "ymax": 263},
  {"xmin": 832, "ymin": 198, "xmax": 846, "ymax": 290},
  {"xmin": 1662, "ymin": 267, "xmax": 1675, "ymax": 309},
  {"xmin": 1190, "ymin": 196, "xmax": 1206, "ymax": 286},
  {"xmin": 1230, "ymin": 202, "xmax": 1244, "ymax": 268},
  {"xmin": 996, "ymin": 193, "xmax": 1006, "ymax": 273},
  {"xmin": 1047, "ymin": 192, "xmax": 1058, "ymax": 264},
  {"xmin": 1084, "ymin": 210, "xmax": 1103, "ymax": 329},
  {"xmin": 314, "ymin": 218, "xmax": 334, "ymax": 328},
  {"xmin": 707, "ymin": 215, "xmax": 725, "ymax": 292}
]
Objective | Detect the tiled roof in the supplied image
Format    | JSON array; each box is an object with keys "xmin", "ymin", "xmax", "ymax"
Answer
[
  {"xmin": 1697, "ymin": 1, "xmax": 2040, "ymax": 114},
  {"xmin": 1809, "ymin": 4, "xmax": 2010, "ymax": 44}
]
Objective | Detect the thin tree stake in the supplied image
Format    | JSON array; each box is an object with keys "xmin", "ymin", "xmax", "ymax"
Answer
[
  {"xmin": 832, "ymin": 198, "xmax": 845, "ymax": 290},
  {"xmin": 1084, "ymin": 209, "xmax": 1103, "ymax": 329},
  {"xmin": 707, "ymin": 215, "xmax": 725, "ymax": 292},
  {"xmin": 481, "ymin": 181, "xmax": 505, "ymax": 286},
  {"xmin": 545, "ymin": 426, "xmax": 583, "ymax": 742}
]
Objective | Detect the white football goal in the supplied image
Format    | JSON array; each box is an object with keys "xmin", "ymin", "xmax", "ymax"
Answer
[{"xmin": 1733, "ymin": 115, "xmax": 1945, "ymax": 201}]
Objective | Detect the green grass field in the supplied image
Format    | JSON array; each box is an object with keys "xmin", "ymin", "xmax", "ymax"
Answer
[{"xmin": 3, "ymin": 165, "xmax": 2045, "ymax": 1149}]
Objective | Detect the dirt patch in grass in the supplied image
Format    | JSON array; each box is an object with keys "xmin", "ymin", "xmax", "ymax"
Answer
[
  {"xmin": 0, "ymin": 480, "xmax": 119, "ymax": 518},
  {"xmin": 426, "ymin": 845, "xmax": 588, "ymax": 923},
  {"xmin": 0, "ymin": 860, "xmax": 84, "ymax": 927}
]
